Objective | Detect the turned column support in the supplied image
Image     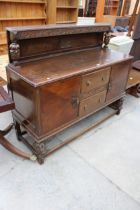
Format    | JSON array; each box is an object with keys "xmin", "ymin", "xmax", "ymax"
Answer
[
  {"xmin": 32, "ymin": 142, "xmax": 47, "ymax": 164},
  {"xmin": 128, "ymin": 84, "xmax": 140, "ymax": 98},
  {"xmin": 14, "ymin": 121, "xmax": 47, "ymax": 164},
  {"xmin": 110, "ymin": 98, "xmax": 124, "ymax": 115}
]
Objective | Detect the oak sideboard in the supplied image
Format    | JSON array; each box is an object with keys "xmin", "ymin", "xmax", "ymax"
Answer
[{"xmin": 6, "ymin": 24, "xmax": 133, "ymax": 163}]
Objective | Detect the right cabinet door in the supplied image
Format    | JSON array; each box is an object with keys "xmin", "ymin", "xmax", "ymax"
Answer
[{"xmin": 106, "ymin": 61, "xmax": 130, "ymax": 101}]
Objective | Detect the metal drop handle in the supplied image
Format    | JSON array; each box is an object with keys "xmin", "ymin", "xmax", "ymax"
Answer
[
  {"xmin": 108, "ymin": 82, "xmax": 112, "ymax": 90},
  {"xmin": 84, "ymin": 104, "xmax": 87, "ymax": 110},
  {"xmin": 102, "ymin": 76, "xmax": 105, "ymax": 81},
  {"xmin": 71, "ymin": 96, "xmax": 80, "ymax": 108},
  {"xmin": 86, "ymin": 80, "xmax": 91, "ymax": 86},
  {"xmin": 99, "ymin": 98, "xmax": 102, "ymax": 103}
]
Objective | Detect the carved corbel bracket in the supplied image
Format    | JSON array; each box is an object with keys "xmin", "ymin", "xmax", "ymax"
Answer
[
  {"xmin": 9, "ymin": 42, "xmax": 20, "ymax": 61},
  {"xmin": 102, "ymin": 32, "xmax": 110, "ymax": 48}
]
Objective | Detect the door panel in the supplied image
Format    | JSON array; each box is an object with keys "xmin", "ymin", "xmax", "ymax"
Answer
[
  {"xmin": 106, "ymin": 61, "xmax": 130, "ymax": 101},
  {"xmin": 40, "ymin": 77, "xmax": 81, "ymax": 134}
]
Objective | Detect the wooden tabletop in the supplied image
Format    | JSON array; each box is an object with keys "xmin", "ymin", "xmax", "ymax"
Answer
[{"xmin": 9, "ymin": 48, "xmax": 133, "ymax": 87}]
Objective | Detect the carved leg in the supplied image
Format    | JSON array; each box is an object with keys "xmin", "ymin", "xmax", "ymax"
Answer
[
  {"xmin": 14, "ymin": 121, "xmax": 27, "ymax": 141},
  {"xmin": 110, "ymin": 98, "xmax": 123, "ymax": 115},
  {"xmin": 129, "ymin": 84, "xmax": 140, "ymax": 98},
  {"xmin": 13, "ymin": 121, "xmax": 45, "ymax": 164},
  {"xmin": 33, "ymin": 142, "xmax": 47, "ymax": 164}
]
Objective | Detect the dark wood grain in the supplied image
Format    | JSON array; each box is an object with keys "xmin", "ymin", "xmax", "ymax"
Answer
[
  {"xmin": 81, "ymin": 67, "xmax": 111, "ymax": 94},
  {"xmin": 106, "ymin": 61, "xmax": 131, "ymax": 101},
  {"xmin": 40, "ymin": 77, "xmax": 81, "ymax": 134},
  {"xmin": 127, "ymin": 69, "xmax": 140, "ymax": 89},
  {"xmin": 7, "ymin": 72, "xmax": 36, "ymax": 133},
  {"xmin": 6, "ymin": 24, "xmax": 133, "ymax": 163},
  {"xmin": 7, "ymin": 23, "xmax": 111, "ymax": 63},
  {"xmin": 79, "ymin": 90, "xmax": 107, "ymax": 117},
  {"xmin": 7, "ymin": 23, "xmax": 111, "ymax": 40},
  {"xmin": 20, "ymin": 33, "xmax": 103, "ymax": 59},
  {"xmin": 8, "ymin": 48, "xmax": 132, "ymax": 87}
]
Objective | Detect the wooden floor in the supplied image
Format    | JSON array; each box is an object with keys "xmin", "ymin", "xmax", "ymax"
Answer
[{"xmin": 0, "ymin": 55, "xmax": 8, "ymax": 85}]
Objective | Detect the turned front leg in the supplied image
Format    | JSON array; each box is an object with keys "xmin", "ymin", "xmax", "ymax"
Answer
[
  {"xmin": 109, "ymin": 98, "xmax": 124, "ymax": 115},
  {"xmin": 129, "ymin": 84, "xmax": 140, "ymax": 98},
  {"xmin": 33, "ymin": 142, "xmax": 47, "ymax": 164}
]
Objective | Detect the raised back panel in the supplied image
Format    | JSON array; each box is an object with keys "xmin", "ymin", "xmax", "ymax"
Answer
[
  {"xmin": 19, "ymin": 33, "xmax": 103, "ymax": 58},
  {"xmin": 6, "ymin": 24, "xmax": 111, "ymax": 64}
]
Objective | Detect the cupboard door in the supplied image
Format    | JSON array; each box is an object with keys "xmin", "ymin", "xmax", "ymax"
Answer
[
  {"xmin": 106, "ymin": 61, "xmax": 130, "ymax": 101},
  {"xmin": 40, "ymin": 77, "xmax": 81, "ymax": 134}
]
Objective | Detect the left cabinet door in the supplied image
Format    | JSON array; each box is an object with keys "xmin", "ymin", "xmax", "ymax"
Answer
[{"xmin": 40, "ymin": 77, "xmax": 81, "ymax": 135}]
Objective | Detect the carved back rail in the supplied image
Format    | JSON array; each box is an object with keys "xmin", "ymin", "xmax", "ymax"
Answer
[{"xmin": 7, "ymin": 24, "xmax": 111, "ymax": 65}]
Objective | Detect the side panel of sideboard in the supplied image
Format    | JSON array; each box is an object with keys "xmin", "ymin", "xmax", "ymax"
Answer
[{"xmin": 6, "ymin": 70, "xmax": 38, "ymax": 134}]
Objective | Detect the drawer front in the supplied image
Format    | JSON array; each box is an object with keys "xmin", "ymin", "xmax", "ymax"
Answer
[
  {"xmin": 79, "ymin": 90, "xmax": 107, "ymax": 117},
  {"xmin": 81, "ymin": 67, "xmax": 111, "ymax": 93}
]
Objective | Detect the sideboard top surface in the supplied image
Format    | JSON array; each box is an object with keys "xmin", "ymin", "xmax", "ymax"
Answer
[{"xmin": 8, "ymin": 48, "xmax": 133, "ymax": 87}]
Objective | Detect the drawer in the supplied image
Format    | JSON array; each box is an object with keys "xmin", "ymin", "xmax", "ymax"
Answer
[
  {"xmin": 81, "ymin": 67, "xmax": 111, "ymax": 93},
  {"xmin": 79, "ymin": 90, "xmax": 107, "ymax": 117}
]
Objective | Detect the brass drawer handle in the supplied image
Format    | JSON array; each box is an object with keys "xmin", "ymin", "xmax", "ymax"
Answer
[
  {"xmin": 86, "ymin": 80, "xmax": 91, "ymax": 86},
  {"xmin": 102, "ymin": 76, "xmax": 105, "ymax": 81},
  {"xmin": 84, "ymin": 104, "xmax": 87, "ymax": 110},
  {"xmin": 108, "ymin": 83, "xmax": 112, "ymax": 90},
  {"xmin": 99, "ymin": 98, "xmax": 102, "ymax": 103},
  {"xmin": 129, "ymin": 77, "xmax": 133, "ymax": 80}
]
